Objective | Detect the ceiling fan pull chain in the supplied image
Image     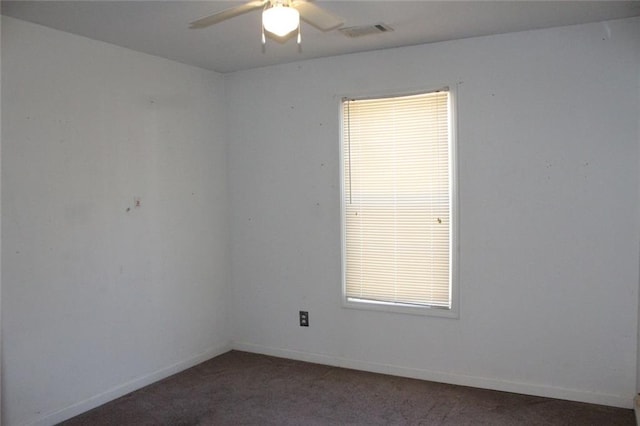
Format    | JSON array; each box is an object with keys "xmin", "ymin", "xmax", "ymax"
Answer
[
  {"xmin": 262, "ymin": 22, "xmax": 266, "ymax": 45},
  {"xmin": 297, "ymin": 24, "xmax": 301, "ymax": 45}
]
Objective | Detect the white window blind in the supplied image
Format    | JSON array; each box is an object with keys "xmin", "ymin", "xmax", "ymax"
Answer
[{"xmin": 342, "ymin": 89, "xmax": 453, "ymax": 310}]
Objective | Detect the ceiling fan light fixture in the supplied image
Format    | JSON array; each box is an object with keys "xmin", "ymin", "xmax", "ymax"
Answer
[{"xmin": 262, "ymin": 4, "xmax": 300, "ymax": 37}]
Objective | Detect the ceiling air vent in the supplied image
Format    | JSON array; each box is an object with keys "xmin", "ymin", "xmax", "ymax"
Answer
[{"xmin": 339, "ymin": 23, "xmax": 394, "ymax": 38}]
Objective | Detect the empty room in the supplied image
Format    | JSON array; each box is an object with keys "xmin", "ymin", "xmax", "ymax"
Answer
[{"xmin": 2, "ymin": 1, "xmax": 640, "ymax": 425}]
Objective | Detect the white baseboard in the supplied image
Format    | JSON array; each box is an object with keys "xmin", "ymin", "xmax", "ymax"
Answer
[
  {"xmin": 27, "ymin": 343, "xmax": 232, "ymax": 426},
  {"xmin": 233, "ymin": 342, "xmax": 634, "ymax": 409}
]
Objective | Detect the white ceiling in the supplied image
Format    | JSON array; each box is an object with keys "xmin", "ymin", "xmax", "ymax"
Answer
[{"xmin": 3, "ymin": 1, "xmax": 639, "ymax": 73}]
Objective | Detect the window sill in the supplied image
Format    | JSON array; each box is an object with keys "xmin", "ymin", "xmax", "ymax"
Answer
[{"xmin": 343, "ymin": 297, "xmax": 459, "ymax": 318}]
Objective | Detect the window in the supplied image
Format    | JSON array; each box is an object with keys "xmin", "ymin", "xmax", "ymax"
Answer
[{"xmin": 341, "ymin": 88, "xmax": 457, "ymax": 316}]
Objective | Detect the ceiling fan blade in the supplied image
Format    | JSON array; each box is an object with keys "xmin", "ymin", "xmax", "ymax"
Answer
[
  {"xmin": 190, "ymin": 0, "xmax": 267, "ymax": 29},
  {"xmin": 293, "ymin": 1, "xmax": 343, "ymax": 31}
]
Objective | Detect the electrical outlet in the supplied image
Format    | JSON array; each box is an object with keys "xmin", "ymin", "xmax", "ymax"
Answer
[{"xmin": 299, "ymin": 311, "xmax": 309, "ymax": 327}]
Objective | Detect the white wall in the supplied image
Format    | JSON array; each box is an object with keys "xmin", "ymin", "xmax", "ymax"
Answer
[
  {"xmin": 226, "ymin": 17, "xmax": 640, "ymax": 408},
  {"xmin": 1, "ymin": 17, "xmax": 230, "ymax": 426},
  {"xmin": 0, "ymin": 14, "xmax": 3, "ymax": 425}
]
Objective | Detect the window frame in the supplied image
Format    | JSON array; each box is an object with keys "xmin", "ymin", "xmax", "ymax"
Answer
[{"xmin": 339, "ymin": 85, "xmax": 459, "ymax": 318}]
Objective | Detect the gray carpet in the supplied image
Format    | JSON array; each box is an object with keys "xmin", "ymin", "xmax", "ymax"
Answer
[{"xmin": 60, "ymin": 350, "xmax": 635, "ymax": 425}]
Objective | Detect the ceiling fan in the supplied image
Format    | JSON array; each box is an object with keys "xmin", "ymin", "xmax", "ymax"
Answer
[{"xmin": 189, "ymin": 0, "xmax": 344, "ymax": 45}]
